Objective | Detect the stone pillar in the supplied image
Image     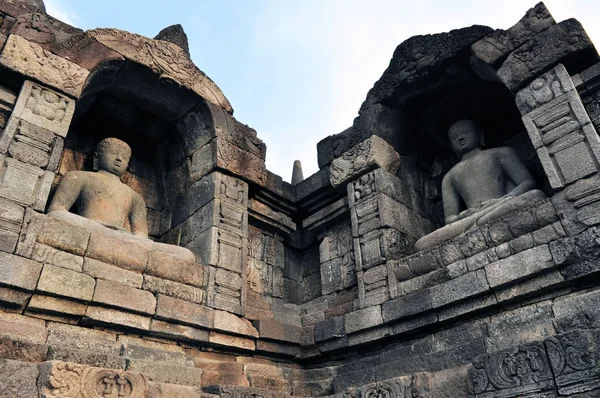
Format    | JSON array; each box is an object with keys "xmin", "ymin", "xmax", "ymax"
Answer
[
  {"xmin": 348, "ymin": 169, "xmax": 435, "ymax": 309},
  {"xmin": 184, "ymin": 171, "xmax": 249, "ymax": 315},
  {"xmin": 518, "ymin": 64, "xmax": 600, "ymax": 189},
  {"xmin": 0, "ymin": 80, "xmax": 75, "ymax": 252}
]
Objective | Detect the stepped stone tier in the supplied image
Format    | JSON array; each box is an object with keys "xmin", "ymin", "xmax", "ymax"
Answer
[{"xmin": 2, "ymin": 1, "xmax": 600, "ymax": 397}]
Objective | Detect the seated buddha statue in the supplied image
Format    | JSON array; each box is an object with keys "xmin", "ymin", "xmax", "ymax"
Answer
[
  {"xmin": 47, "ymin": 137, "xmax": 195, "ymax": 262},
  {"xmin": 414, "ymin": 120, "xmax": 545, "ymax": 251}
]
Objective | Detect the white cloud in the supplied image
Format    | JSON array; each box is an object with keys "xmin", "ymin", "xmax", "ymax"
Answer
[{"xmin": 44, "ymin": 0, "xmax": 79, "ymax": 26}]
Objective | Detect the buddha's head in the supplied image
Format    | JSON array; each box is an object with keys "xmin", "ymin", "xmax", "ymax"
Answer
[
  {"xmin": 94, "ymin": 137, "xmax": 131, "ymax": 177},
  {"xmin": 448, "ymin": 119, "xmax": 484, "ymax": 157}
]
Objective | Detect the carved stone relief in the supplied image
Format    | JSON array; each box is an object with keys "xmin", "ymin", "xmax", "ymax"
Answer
[
  {"xmin": 0, "ymin": 35, "xmax": 89, "ymax": 98},
  {"xmin": 86, "ymin": 28, "xmax": 232, "ymax": 113},
  {"xmin": 39, "ymin": 361, "xmax": 147, "ymax": 398}
]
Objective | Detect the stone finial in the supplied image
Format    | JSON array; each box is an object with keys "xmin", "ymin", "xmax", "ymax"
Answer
[
  {"xmin": 291, "ymin": 160, "xmax": 304, "ymax": 185},
  {"xmin": 154, "ymin": 24, "xmax": 190, "ymax": 54}
]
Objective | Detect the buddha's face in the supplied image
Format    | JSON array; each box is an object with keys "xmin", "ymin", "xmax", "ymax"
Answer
[
  {"xmin": 96, "ymin": 139, "xmax": 131, "ymax": 177},
  {"xmin": 448, "ymin": 121, "xmax": 482, "ymax": 157}
]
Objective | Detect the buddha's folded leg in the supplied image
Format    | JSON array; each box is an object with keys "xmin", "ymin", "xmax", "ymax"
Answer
[{"xmin": 476, "ymin": 189, "xmax": 547, "ymax": 226}]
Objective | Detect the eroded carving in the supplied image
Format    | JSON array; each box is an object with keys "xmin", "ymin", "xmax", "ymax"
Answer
[
  {"xmin": 25, "ymin": 85, "xmax": 68, "ymax": 122},
  {"xmin": 40, "ymin": 361, "xmax": 147, "ymax": 398},
  {"xmin": 362, "ymin": 379, "xmax": 408, "ymax": 398},
  {"xmin": 0, "ymin": 35, "xmax": 88, "ymax": 98},
  {"xmin": 468, "ymin": 344, "xmax": 555, "ymax": 397},
  {"xmin": 86, "ymin": 28, "xmax": 232, "ymax": 113}
]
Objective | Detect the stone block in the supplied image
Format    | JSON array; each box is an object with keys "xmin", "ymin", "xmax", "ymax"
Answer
[
  {"xmin": 155, "ymin": 294, "xmax": 214, "ymax": 329},
  {"xmin": 256, "ymin": 340, "xmax": 297, "ymax": 357},
  {"xmin": 27, "ymin": 294, "xmax": 88, "ymax": 318},
  {"xmin": 484, "ymin": 245, "xmax": 554, "ymax": 288},
  {"xmin": 208, "ymin": 331, "xmax": 255, "ymax": 351},
  {"xmin": 0, "ymin": 157, "xmax": 52, "ymax": 210},
  {"xmin": 494, "ymin": 270, "xmax": 565, "ymax": 303},
  {"xmin": 329, "ymin": 136, "xmax": 400, "ymax": 187},
  {"xmin": 83, "ymin": 257, "xmax": 143, "ymax": 289},
  {"xmin": 430, "ymin": 269, "xmax": 489, "ymax": 309},
  {"xmin": 0, "ymin": 35, "xmax": 89, "ymax": 97},
  {"xmin": 146, "ymin": 250, "xmax": 203, "ymax": 288},
  {"xmin": 382, "ymin": 288, "xmax": 432, "ymax": 322},
  {"xmin": 149, "ymin": 319, "xmax": 209, "ymax": 343},
  {"xmin": 430, "ymin": 365, "xmax": 470, "ymax": 398},
  {"xmin": 31, "ymin": 242, "xmax": 83, "ymax": 272},
  {"xmin": 127, "ymin": 360, "xmax": 203, "ymax": 387},
  {"xmin": 36, "ymin": 215, "xmax": 90, "ymax": 256},
  {"xmin": 86, "ymin": 231, "xmax": 148, "ymax": 272},
  {"xmin": 314, "ymin": 316, "xmax": 345, "ymax": 343},
  {"xmin": 213, "ymin": 310, "xmax": 258, "ymax": 338},
  {"xmin": 255, "ymin": 318, "xmax": 301, "ymax": 344},
  {"xmin": 142, "ymin": 274, "xmax": 204, "ymax": 304},
  {"xmin": 516, "ymin": 64, "xmax": 575, "ymax": 115},
  {"xmin": 147, "ymin": 382, "xmax": 205, "ymax": 398},
  {"xmin": 0, "ymin": 311, "xmax": 47, "ymax": 343},
  {"xmin": 92, "ymin": 279, "xmax": 156, "ymax": 315},
  {"xmin": 344, "ymin": 305, "xmax": 383, "ymax": 334},
  {"xmin": 0, "ymin": 286, "xmax": 31, "ymax": 310},
  {"xmin": 0, "ymin": 251, "xmax": 42, "ymax": 290},
  {"xmin": 0, "ymin": 358, "xmax": 39, "ymax": 398},
  {"xmin": 498, "ymin": 19, "xmax": 595, "ymax": 91},
  {"xmin": 36, "ymin": 264, "xmax": 95, "ymax": 302},
  {"xmin": 47, "ymin": 344, "xmax": 126, "ymax": 369},
  {"xmin": 83, "ymin": 306, "xmax": 151, "ymax": 331},
  {"xmin": 0, "ymin": 334, "xmax": 48, "ymax": 362}
]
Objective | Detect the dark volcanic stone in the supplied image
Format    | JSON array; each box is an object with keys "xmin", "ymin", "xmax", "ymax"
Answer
[{"xmin": 154, "ymin": 24, "xmax": 190, "ymax": 54}]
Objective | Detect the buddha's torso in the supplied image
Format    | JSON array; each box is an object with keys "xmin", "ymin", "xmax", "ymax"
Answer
[
  {"xmin": 447, "ymin": 148, "xmax": 512, "ymax": 210},
  {"xmin": 73, "ymin": 171, "xmax": 135, "ymax": 230}
]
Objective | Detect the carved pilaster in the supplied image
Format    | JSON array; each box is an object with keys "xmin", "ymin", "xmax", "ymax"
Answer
[
  {"xmin": 184, "ymin": 171, "xmax": 248, "ymax": 315},
  {"xmin": 348, "ymin": 169, "xmax": 430, "ymax": 308},
  {"xmin": 518, "ymin": 64, "xmax": 600, "ymax": 189}
]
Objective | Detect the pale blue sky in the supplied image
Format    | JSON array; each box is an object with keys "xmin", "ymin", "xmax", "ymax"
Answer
[{"xmin": 44, "ymin": 1, "xmax": 600, "ymax": 182}]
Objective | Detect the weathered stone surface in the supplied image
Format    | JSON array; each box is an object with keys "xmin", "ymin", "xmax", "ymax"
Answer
[
  {"xmin": 484, "ymin": 245, "xmax": 554, "ymax": 288},
  {"xmin": 515, "ymin": 64, "xmax": 575, "ymax": 115},
  {"xmin": 83, "ymin": 306, "xmax": 151, "ymax": 331},
  {"xmin": 430, "ymin": 269, "xmax": 489, "ymax": 309},
  {"xmin": 0, "ymin": 358, "xmax": 39, "ymax": 398},
  {"xmin": 471, "ymin": 2, "xmax": 555, "ymax": 67},
  {"xmin": 155, "ymin": 294, "xmax": 213, "ymax": 329},
  {"xmin": 150, "ymin": 319, "xmax": 209, "ymax": 343},
  {"xmin": 36, "ymin": 215, "xmax": 90, "ymax": 256},
  {"xmin": 47, "ymin": 344, "xmax": 126, "ymax": 369},
  {"xmin": 0, "ymin": 251, "xmax": 42, "ymax": 290},
  {"xmin": 142, "ymin": 274, "xmax": 204, "ymax": 304},
  {"xmin": 330, "ymin": 136, "xmax": 399, "ymax": 187},
  {"xmin": 36, "ymin": 264, "xmax": 95, "ymax": 301},
  {"xmin": 314, "ymin": 316, "xmax": 345, "ymax": 343},
  {"xmin": 145, "ymin": 251, "xmax": 203, "ymax": 288},
  {"xmin": 0, "ymin": 311, "xmax": 47, "ymax": 343},
  {"xmin": 208, "ymin": 331, "xmax": 256, "ymax": 351},
  {"xmin": 498, "ymin": 19, "xmax": 596, "ymax": 91},
  {"xmin": 127, "ymin": 360, "xmax": 202, "ymax": 387},
  {"xmin": 83, "ymin": 257, "xmax": 143, "ymax": 289},
  {"xmin": 92, "ymin": 279, "xmax": 156, "ymax": 315},
  {"xmin": 147, "ymin": 381, "xmax": 205, "ymax": 398},
  {"xmin": 0, "ymin": 35, "xmax": 89, "ymax": 97},
  {"xmin": 255, "ymin": 318, "xmax": 301, "ymax": 344},
  {"xmin": 27, "ymin": 294, "xmax": 87, "ymax": 318},
  {"xmin": 344, "ymin": 306, "xmax": 383, "ymax": 334},
  {"xmin": 213, "ymin": 310, "xmax": 258, "ymax": 338},
  {"xmin": 382, "ymin": 288, "xmax": 432, "ymax": 322},
  {"xmin": 87, "ymin": 28, "xmax": 231, "ymax": 113},
  {"xmin": 31, "ymin": 242, "xmax": 83, "ymax": 272},
  {"xmin": 0, "ymin": 334, "xmax": 47, "ymax": 362}
]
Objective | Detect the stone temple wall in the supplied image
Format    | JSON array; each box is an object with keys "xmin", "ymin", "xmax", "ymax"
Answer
[{"xmin": 1, "ymin": 1, "xmax": 600, "ymax": 397}]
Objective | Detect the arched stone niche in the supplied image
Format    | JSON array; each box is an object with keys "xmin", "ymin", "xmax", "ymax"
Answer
[
  {"xmin": 353, "ymin": 34, "xmax": 549, "ymax": 231},
  {"xmin": 52, "ymin": 58, "xmax": 213, "ymax": 241}
]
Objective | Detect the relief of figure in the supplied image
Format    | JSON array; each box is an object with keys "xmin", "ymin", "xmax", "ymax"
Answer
[
  {"xmin": 47, "ymin": 137, "xmax": 195, "ymax": 261},
  {"xmin": 414, "ymin": 120, "xmax": 545, "ymax": 251}
]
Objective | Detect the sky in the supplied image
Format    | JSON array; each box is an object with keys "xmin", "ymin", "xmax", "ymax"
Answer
[{"xmin": 43, "ymin": 0, "xmax": 600, "ymax": 183}]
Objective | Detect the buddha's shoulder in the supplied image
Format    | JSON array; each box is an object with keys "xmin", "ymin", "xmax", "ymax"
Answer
[{"xmin": 61, "ymin": 170, "xmax": 99, "ymax": 182}]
